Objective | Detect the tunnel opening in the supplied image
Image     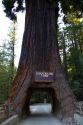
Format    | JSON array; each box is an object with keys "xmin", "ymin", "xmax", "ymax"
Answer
[{"xmin": 22, "ymin": 87, "xmax": 60, "ymax": 117}]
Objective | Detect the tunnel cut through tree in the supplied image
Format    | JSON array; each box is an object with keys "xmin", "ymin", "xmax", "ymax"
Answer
[{"xmin": 22, "ymin": 87, "xmax": 60, "ymax": 115}]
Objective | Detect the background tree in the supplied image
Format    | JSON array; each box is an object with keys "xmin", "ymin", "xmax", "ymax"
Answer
[
  {"xmin": 65, "ymin": 23, "xmax": 83, "ymax": 101},
  {"xmin": 0, "ymin": 43, "xmax": 10, "ymax": 103},
  {"xmin": 58, "ymin": 21, "xmax": 83, "ymax": 101},
  {"xmin": 8, "ymin": 21, "xmax": 17, "ymax": 82},
  {"xmin": 0, "ymin": 21, "xmax": 17, "ymax": 104}
]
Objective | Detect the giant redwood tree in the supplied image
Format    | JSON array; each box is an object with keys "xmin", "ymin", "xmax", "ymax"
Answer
[{"xmin": 2, "ymin": 0, "xmax": 83, "ymax": 119}]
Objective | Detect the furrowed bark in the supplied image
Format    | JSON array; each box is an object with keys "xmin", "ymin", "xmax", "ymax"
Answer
[{"xmin": 6, "ymin": 0, "xmax": 75, "ymax": 118}]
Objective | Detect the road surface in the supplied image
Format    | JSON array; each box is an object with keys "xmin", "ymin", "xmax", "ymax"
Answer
[
  {"xmin": 20, "ymin": 104, "xmax": 83, "ymax": 125},
  {"xmin": 20, "ymin": 104, "xmax": 64, "ymax": 125}
]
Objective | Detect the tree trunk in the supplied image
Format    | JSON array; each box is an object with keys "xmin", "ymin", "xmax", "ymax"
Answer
[
  {"xmin": 62, "ymin": 33, "xmax": 68, "ymax": 79},
  {"xmin": 6, "ymin": 0, "xmax": 75, "ymax": 119}
]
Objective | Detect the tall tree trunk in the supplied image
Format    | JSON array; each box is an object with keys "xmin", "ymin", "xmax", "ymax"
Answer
[
  {"xmin": 6, "ymin": 0, "xmax": 75, "ymax": 118},
  {"xmin": 62, "ymin": 33, "xmax": 68, "ymax": 79}
]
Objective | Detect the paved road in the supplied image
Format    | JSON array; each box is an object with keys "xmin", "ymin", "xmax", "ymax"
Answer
[
  {"xmin": 20, "ymin": 104, "xmax": 64, "ymax": 125},
  {"xmin": 20, "ymin": 104, "xmax": 83, "ymax": 125},
  {"xmin": 20, "ymin": 114, "xmax": 64, "ymax": 125}
]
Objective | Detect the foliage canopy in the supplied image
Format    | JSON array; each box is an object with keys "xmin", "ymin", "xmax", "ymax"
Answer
[{"xmin": 2, "ymin": 0, "xmax": 83, "ymax": 20}]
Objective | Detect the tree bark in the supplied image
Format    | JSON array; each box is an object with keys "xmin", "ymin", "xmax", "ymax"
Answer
[
  {"xmin": 6, "ymin": 0, "xmax": 75, "ymax": 118},
  {"xmin": 62, "ymin": 33, "xmax": 68, "ymax": 79}
]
